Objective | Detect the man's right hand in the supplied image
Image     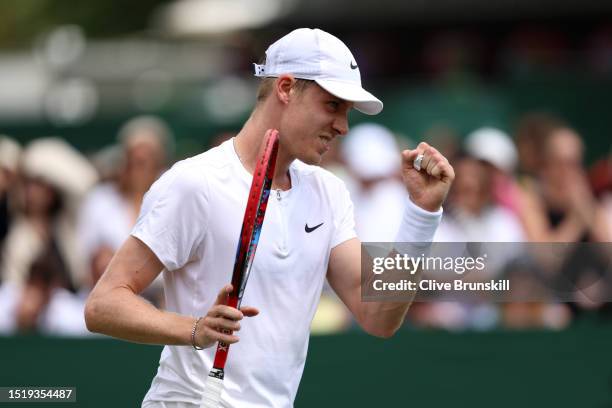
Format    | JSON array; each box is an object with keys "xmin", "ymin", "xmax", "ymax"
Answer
[{"xmin": 193, "ymin": 284, "xmax": 260, "ymax": 349}]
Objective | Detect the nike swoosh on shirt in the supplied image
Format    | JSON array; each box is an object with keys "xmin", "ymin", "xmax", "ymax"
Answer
[{"xmin": 305, "ymin": 222, "xmax": 324, "ymax": 233}]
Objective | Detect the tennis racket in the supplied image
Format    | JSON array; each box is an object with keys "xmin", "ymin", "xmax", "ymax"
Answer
[{"xmin": 200, "ymin": 129, "xmax": 280, "ymax": 408}]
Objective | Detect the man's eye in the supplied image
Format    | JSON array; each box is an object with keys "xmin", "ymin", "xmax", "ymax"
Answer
[{"xmin": 327, "ymin": 101, "xmax": 339, "ymax": 110}]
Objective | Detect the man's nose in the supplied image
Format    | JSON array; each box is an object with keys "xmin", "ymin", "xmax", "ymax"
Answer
[{"xmin": 333, "ymin": 115, "xmax": 349, "ymax": 136}]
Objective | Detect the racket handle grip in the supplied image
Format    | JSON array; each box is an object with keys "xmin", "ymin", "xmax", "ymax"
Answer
[{"xmin": 200, "ymin": 375, "xmax": 224, "ymax": 408}]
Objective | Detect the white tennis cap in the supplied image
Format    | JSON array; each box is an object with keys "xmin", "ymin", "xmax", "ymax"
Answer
[
  {"xmin": 465, "ymin": 127, "xmax": 518, "ymax": 173},
  {"xmin": 254, "ymin": 28, "xmax": 383, "ymax": 115},
  {"xmin": 342, "ymin": 123, "xmax": 400, "ymax": 179}
]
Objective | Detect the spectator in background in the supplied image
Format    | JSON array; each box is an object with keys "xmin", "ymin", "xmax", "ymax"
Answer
[
  {"xmin": 514, "ymin": 112, "xmax": 610, "ymax": 242},
  {"xmin": 421, "ymin": 128, "xmax": 525, "ymax": 331},
  {"xmin": 434, "ymin": 156, "xmax": 524, "ymax": 243},
  {"xmin": 509, "ymin": 122, "xmax": 610, "ymax": 323},
  {"xmin": 0, "ymin": 138, "xmax": 97, "ymax": 334},
  {"xmin": 519, "ymin": 125, "xmax": 609, "ymax": 243},
  {"xmin": 464, "ymin": 127, "xmax": 522, "ymax": 215},
  {"xmin": 0, "ymin": 136, "xmax": 21, "ymax": 253},
  {"xmin": 341, "ymin": 123, "xmax": 408, "ymax": 242},
  {"xmin": 78, "ymin": 116, "xmax": 173, "ymax": 302},
  {"xmin": 425, "ymin": 161, "xmax": 523, "ymax": 330},
  {"xmin": 0, "ymin": 136, "xmax": 22, "ymax": 333},
  {"xmin": 513, "ymin": 112, "xmax": 565, "ymax": 180},
  {"xmin": 89, "ymin": 144, "xmax": 123, "ymax": 183}
]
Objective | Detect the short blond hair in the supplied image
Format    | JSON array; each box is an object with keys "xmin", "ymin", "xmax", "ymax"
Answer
[{"xmin": 256, "ymin": 77, "xmax": 313, "ymax": 104}]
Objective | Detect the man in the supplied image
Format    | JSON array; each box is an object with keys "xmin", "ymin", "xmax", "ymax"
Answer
[{"xmin": 85, "ymin": 28, "xmax": 454, "ymax": 407}]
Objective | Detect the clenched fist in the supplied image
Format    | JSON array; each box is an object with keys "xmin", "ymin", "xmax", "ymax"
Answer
[{"xmin": 401, "ymin": 142, "xmax": 455, "ymax": 212}]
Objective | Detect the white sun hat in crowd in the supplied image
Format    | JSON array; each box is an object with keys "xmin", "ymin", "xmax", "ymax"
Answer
[
  {"xmin": 342, "ymin": 123, "xmax": 400, "ymax": 180},
  {"xmin": 21, "ymin": 137, "xmax": 98, "ymax": 197},
  {"xmin": 465, "ymin": 127, "xmax": 518, "ymax": 173},
  {"xmin": 254, "ymin": 28, "xmax": 383, "ymax": 115}
]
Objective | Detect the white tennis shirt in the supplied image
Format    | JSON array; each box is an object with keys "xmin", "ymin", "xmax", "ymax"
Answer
[{"xmin": 134, "ymin": 139, "xmax": 356, "ymax": 407}]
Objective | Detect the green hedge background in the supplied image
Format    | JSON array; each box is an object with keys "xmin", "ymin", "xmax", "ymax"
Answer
[{"xmin": 1, "ymin": 325, "xmax": 611, "ymax": 407}]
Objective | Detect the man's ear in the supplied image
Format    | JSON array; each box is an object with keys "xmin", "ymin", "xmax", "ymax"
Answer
[{"xmin": 275, "ymin": 74, "xmax": 295, "ymax": 105}]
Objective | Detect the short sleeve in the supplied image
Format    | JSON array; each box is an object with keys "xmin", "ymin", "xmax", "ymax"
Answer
[
  {"xmin": 131, "ymin": 166, "xmax": 209, "ymax": 271},
  {"xmin": 330, "ymin": 180, "xmax": 357, "ymax": 248}
]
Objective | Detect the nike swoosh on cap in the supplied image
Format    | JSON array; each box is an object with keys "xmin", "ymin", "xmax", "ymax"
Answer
[
  {"xmin": 350, "ymin": 61, "xmax": 358, "ymax": 69},
  {"xmin": 305, "ymin": 222, "xmax": 324, "ymax": 233}
]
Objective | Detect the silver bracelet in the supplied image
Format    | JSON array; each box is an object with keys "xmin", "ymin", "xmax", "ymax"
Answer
[{"xmin": 192, "ymin": 317, "xmax": 204, "ymax": 350}]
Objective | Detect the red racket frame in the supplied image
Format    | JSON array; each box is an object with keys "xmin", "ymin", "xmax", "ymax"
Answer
[{"xmin": 208, "ymin": 129, "xmax": 280, "ymax": 378}]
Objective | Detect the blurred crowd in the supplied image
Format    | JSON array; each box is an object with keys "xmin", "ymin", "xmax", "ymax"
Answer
[
  {"xmin": 0, "ymin": 116, "xmax": 172, "ymax": 335},
  {"xmin": 0, "ymin": 111, "xmax": 611, "ymax": 336},
  {"xmin": 317, "ymin": 112, "xmax": 612, "ymax": 333}
]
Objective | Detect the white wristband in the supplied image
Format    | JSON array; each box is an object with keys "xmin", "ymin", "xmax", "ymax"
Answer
[{"xmin": 395, "ymin": 197, "xmax": 442, "ymax": 250}]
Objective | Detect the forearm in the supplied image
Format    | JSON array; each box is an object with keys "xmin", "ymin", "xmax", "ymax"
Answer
[
  {"xmin": 84, "ymin": 236, "xmax": 196, "ymax": 346},
  {"xmin": 85, "ymin": 287, "xmax": 193, "ymax": 346},
  {"xmin": 358, "ymin": 199, "xmax": 440, "ymax": 337},
  {"xmin": 356, "ymin": 297, "xmax": 415, "ymax": 338},
  {"xmin": 329, "ymin": 152, "xmax": 448, "ymax": 337}
]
